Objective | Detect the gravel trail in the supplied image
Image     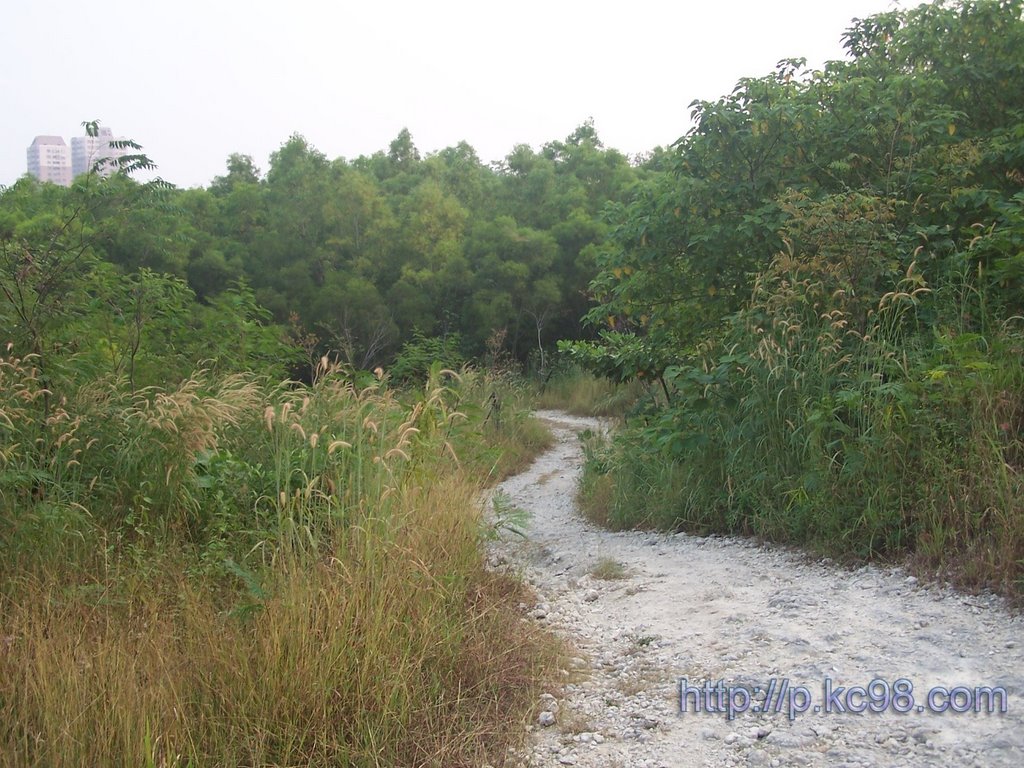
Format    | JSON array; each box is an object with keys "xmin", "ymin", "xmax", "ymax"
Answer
[{"xmin": 489, "ymin": 411, "xmax": 1023, "ymax": 768}]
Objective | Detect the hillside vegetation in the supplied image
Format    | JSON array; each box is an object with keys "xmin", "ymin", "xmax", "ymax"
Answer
[
  {"xmin": 2, "ymin": 1, "xmax": 1023, "ymax": 763},
  {"xmin": 0, "ymin": 338, "xmax": 556, "ymax": 765},
  {"xmin": 0, "ymin": 142, "xmax": 562, "ymax": 763},
  {"xmin": 569, "ymin": 0, "xmax": 1024, "ymax": 596}
]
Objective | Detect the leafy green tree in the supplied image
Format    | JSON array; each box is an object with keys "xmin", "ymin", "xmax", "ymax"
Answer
[
  {"xmin": 311, "ymin": 274, "xmax": 397, "ymax": 368},
  {"xmin": 570, "ymin": 0, "xmax": 1024, "ymax": 592},
  {"xmin": 388, "ymin": 127, "xmax": 421, "ymax": 170},
  {"xmin": 209, "ymin": 153, "xmax": 262, "ymax": 196},
  {"xmin": 0, "ymin": 155, "xmax": 166, "ymax": 401}
]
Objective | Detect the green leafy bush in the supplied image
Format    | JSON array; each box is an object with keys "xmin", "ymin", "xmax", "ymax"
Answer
[{"xmin": 574, "ymin": 0, "xmax": 1024, "ymax": 595}]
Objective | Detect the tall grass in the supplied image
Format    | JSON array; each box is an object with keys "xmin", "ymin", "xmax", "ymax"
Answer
[
  {"xmin": 457, "ymin": 365, "xmax": 555, "ymax": 479},
  {"xmin": 580, "ymin": 200, "xmax": 1024, "ymax": 596},
  {"xmin": 534, "ymin": 365, "xmax": 643, "ymax": 418},
  {"xmin": 0, "ymin": 356, "xmax": 558, "ymax": 766},
  {"xmin": 0, "ymin": 481, "xmax": 554, "ymax": 767}
]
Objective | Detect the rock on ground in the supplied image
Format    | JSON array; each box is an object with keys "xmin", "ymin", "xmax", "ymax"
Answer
[{"xmin": 489, "ymin": 410, "xmax": 1023, "ymax": 768}]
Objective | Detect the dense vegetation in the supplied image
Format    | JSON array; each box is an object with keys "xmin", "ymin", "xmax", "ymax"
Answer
[
  {"xmin": 571, "ymin": 0, "xmax": 1024, "ymax": 595},
  {"xmin": 0, "ymin": 132, "xmax": 565, "ymax": 763},
  {"xmin": 2, "ymin": 119, "xmax": 641, "ymax": 382},
  {"xmin": 0, "ymin": 356, "xmax": 556, "ymax": 765},
  {"xmin": 2, "ymin": 0, "xmax": 1023, "ymax": 763}
]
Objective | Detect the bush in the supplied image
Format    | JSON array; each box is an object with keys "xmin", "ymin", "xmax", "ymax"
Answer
[{"xmin": 389, "ymin": 331, "xmax": 465, "ymax": 382}]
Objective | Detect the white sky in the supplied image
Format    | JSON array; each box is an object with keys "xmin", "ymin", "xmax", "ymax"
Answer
[{"xmin": 3, "ymin": 0, "xmax": 900, "ymax": 189}]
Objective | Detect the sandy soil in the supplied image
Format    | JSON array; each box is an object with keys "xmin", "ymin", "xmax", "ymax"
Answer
[{"xmin": 489, "ymin": 410, "xmax": 1023, "ymax": 768}]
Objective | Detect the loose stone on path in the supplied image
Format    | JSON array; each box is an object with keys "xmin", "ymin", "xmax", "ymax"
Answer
[{"xmin": 489, "ymin": 410, "xmax": 1024, "ymax": 768}]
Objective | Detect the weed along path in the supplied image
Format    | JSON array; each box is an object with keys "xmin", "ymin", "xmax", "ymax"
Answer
[{"xmin": 489, "ymin": 410, "xmax": 1024, "ymax": 768}]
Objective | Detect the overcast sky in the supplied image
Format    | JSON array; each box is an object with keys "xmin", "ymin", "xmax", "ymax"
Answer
[{"xmin": 3, "ymin": 0, "xmax": 901, "ymax": 189}]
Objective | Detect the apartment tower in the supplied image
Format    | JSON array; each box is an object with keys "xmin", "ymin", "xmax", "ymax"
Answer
[
  {"xmin": 26, "ymin": 126, "xmax": 126, "ymax": 186},
  {"xmin": 71, "ymin": 126, "xmax": 123, "ymax": 178},
  {"xmin": 26, "ymin": 136, "xmax": 72, "ymax": 186}
]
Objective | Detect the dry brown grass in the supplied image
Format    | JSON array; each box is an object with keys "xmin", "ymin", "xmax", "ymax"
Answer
[
  {"xmin": 0, "ymin": 360, "xmax": 564, "ymax": 767},
  {"xmin": 0, "ymin": 478, "xmax": 560, "ymax": 767}
]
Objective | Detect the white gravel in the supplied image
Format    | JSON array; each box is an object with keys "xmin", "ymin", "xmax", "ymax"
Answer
[{"xmin": 488, "ymin": 410, "xmax": 1024, "ymax": 768}]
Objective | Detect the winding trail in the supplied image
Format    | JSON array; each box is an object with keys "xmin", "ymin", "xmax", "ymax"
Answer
[{"xmin": 489, "ymin": 411, "xmax": 1024, "ymax": 768}]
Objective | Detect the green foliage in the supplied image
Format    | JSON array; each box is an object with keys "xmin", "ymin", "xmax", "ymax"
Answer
[
  {"xmin": 389, "ymin": 331, "xmax": 465, "ymax": 382},
  {"xmin": 4, "ymin": 118, "xmax": 642, "ymax": 372},
  {"xmin": 577, "ymin": 0, "xmax": 1024, "ymax": 595},
  {"xmin": 0, "ymin": 356, "xmax": 559, "ymax": 766},
  {"xmin": 486, "ymin": 489, "xmax": 530, "ymax": 540},
  {"xmin": 165, "ymin": 124, "xmax": 639, "ymax": 368},
  {"xmin": 194, "ymin": 280, "xmax": 303, "ymax": 380},
  {"xmin": 534, "ymin": 363, "xmax": 645, "ymax": 417},
  {"xmin": 560, "ymin": 332, "xmax": 672, "ymax": 384}
]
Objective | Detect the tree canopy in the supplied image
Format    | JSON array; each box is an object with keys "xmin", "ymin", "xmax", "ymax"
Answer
[{"xmin": 567, "ymin": 0, "xmax": 1024, "ymax": 592}]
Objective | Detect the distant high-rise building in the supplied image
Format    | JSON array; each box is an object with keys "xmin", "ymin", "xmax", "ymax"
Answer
[
  {"xmin": 26, "ymin": 136, "xmax": 72, "ymax": 186},
  {"xmin": 26, "ymin": 126, "xmax": 129, "ymax": 186},
  {"xmin": 71, "ymin": 126, "xmax": 125, "ymax": 179}
]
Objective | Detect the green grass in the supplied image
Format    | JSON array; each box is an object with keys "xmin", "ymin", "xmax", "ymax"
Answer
[
  {"xmin": 589, "ymin": 556, "xmax": 629, "ymax": 580},
  {"xmin": 534, "ymin": 366, "xmax": 643, "ymax": 417},
  {"xmin": 0, "ymin": 357, "xmax": 560, "ymax": 767},
  {"xmin": 576, "ymin": 262, "xmax": 1024, "ymax": 598}
]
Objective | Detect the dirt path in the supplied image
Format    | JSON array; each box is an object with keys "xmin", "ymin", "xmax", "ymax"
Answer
[{"xmin": 489, "ymin": 411, "xmax": 1023, "ymax": 768}]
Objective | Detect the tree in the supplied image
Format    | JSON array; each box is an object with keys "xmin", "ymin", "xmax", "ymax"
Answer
[
  {"xmin": 209, "ymin": 153, "xmax": 261, "ymax": 196},
  {"xmin": 388, "ymin": 127, "xmax": 421, "ymax": 170},
  {"xmin": 0, "ymin": 123, "xmax": 169, "ymax": 423}
]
